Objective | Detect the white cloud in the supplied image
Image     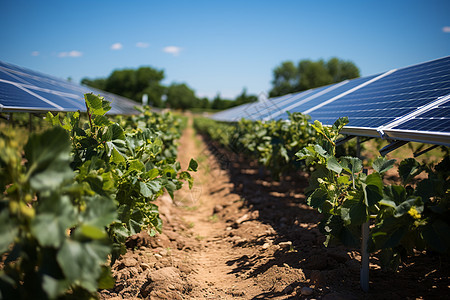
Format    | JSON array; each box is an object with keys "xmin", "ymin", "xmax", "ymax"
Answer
[
  {"xmin": 163, "ymin": 46, "xmax": 182, "ymax": 56},
  {"xmin": 111, "ymin": 42, "xmax": 123, "ymax": 50},
  {"xmin": 443, "ymin": 26, "xmax": 450, "ymax": 33},
  {"xmin": 31, "ymin": 51, "xmax": 39, "ymax": 56},
  {"xmin": 58, "ymin": 50, "xmax": 83, "ymax": 58},
  {"xmin": 136, "ymin": 42, "xmax": 149, "ymax": 48}
]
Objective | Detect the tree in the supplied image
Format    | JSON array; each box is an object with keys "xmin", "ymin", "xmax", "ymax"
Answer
[
  {"xmin": 297, "ymin": 59, "xmax": 332, "ymax": 91},
  {"xmin": 81, "ymin": 77, "xmax": 106, "ymax": 90},
  {"xmin": 80, "ymin": 66, "xmax": 165, "ymax": 107},
  {"xmin": 235, "ymin": 88, "xmax": 257, "ymax": 106},
  {"xmin": 326, "ymin": 57, "xmax": 360, "ymax": 83},
  {"xmin": 269, "ymin": 61, "xmax": 298, "ymax": 97},
  {"xmin": 165, "ymin": 83, "xmax": 198, "ymax": 110},
  {"xmin": 269, "ymin": 57, "xmax": 360, "ymax": 97}
]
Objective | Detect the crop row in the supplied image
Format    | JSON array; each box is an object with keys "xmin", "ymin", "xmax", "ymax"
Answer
[
  {"xmin": 194, "ymin": 115, "xmax": 450, "ymax": 271},
  {"xmin": 0, "ymin": 94, "xmax": 197, "ymax": 299}
]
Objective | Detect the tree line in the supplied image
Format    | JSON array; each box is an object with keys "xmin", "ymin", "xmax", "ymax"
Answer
[
  {"xmin": 81, "ymin": 68, "xmax": 257, "ymax": 110},
  {"xmin": 81, "ymin": 57, "xmax": 359, "ymax": 111}
]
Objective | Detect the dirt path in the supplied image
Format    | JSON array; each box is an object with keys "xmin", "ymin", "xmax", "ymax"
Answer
[
  {"xmin": 173, "ymin": 117, "xmax": 263, "ymax": 299},
  {"xmin": 101, "ymin": 117, "xmax": 450, "ymax": 300}
]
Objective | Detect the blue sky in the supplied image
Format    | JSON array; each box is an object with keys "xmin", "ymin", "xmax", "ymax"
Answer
[{"xmin": 1, "ymin": 0, "xmax": 449, "ymax": 99}]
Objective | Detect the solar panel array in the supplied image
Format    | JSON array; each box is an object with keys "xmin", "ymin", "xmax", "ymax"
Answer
[
  {"xmin": 212, "ymin": 56, "xmax": 450, "ymax": 146},
  {"xmin": 0, "ymin": 60, "xmax": 139, "ymax": 114}
]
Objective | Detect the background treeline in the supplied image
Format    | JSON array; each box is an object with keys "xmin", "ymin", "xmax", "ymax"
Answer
[
  {"xmin": 81, "ymin": 57, "xmax": 359, "ymax": 111},
  {"xmin": 81, "ymin": 68, "xmax": 257, "ymax": 111},
  {"xmin": 269, "ymin": 57, "xmax": 360, "ymax": 97}
]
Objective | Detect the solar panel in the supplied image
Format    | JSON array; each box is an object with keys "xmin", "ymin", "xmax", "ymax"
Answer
[
  {"xmin": 390, "ymin": 98, "xmax": 450, "ymax": 132},
  {"xmin": 308, "ymin": 57, "xmax": 450, "ymax": 130},
  {"xmin": 0, "ymin": 60, "xmax": 139, "ymax": 114},
  {"xmin": 211, "ymin": 102, "xmax": 254, "ymax": 122},
  {"xmin": 212, "ymin": 56, "xmax": 450, "ymax": 146},
  {"xmin": 273, "ymin": 74, "xmax": 381, "ymax": 121}
]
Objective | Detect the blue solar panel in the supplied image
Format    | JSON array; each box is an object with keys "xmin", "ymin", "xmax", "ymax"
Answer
[
  {"xmin": 308, "ymin": 56, "xmax": 450, "ymax": 129},
  {"xmin": 390, "ymin": 97, "xmax": 450, "ymax": 133},
  {"xmin": 0, "ymin": 82, "xmax": 57, "ymax": 110},
  {"xmin": 275, "ymin": 75, "xmax": 379, "ymax": 121},
  {"xmin": 0, "ymin": 60, "xmax": 139, "ymax": 114}
]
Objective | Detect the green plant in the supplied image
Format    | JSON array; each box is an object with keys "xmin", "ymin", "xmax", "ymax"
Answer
[
  {"xmin": 47, "ymin": 94, "xmax": 197, "ymax": 262},
  {"xmin": 0, "ymin": 93, "xmax": 198, "ymax": 298},
  {"xmin": 0, "ymin": 127, "xmax": 116, "ymax": 299},
  {"xmin": 297, "ymin": 118, "xmax": 450, "ymax": 270}
]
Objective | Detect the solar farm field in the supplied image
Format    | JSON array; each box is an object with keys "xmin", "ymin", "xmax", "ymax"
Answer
[{"xmin": 1, "ymin": 57, "xmax": 450, "ymax": 299}]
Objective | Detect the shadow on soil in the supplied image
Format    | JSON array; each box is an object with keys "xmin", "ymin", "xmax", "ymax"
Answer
[{"xmin": 199, "ymin": 133, "xmax": 450, "ymax": 300}]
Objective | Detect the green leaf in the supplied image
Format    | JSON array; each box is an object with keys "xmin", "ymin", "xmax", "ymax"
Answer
[
  {"xmin": 62, "ymin": 111, "xmax": 80, "ymax": 131},
  {"xmin": 108, "ymin": 222, "xmax": 130, "ymax": 243},
  {"xmin": 383, "ymin": 226, "xmax": 408, "ymax": 248},
  {"xmin": 46, "ymin": 112, "xmax": 62, "ymax": 127},
  {"xmin": 337, "ymin": 175, "xmax": 351, "ymax": 186},
  {"xmin": 307, "ymin": 189, "xmax": 329, "ymax": 212},
  {"xmin": 57, "ymin": 239, "xmax": 111, "ymax": 293},
  {"xmin": 340, "ymin": 157, "xmax": 363, "ymax": 175},
  {"xmin": 110, "ymin": 147, "xmax": 126, "ymax": 164},
  {"xmin": 341, "ymin": 198, "xmax": 368, "ymax": 226},
  {"xmin": 383, "ymin": 185, "xmax": 407, "ymax": 204},
  {"xmin": 394, "ymin": 197, "xmax": 422, "ymax": 218},
  {"xmin": 0, "ymin": 209, "xmax": 18, "ymax": 253},
  {"xmin": 398, "ymin": 158, "xmax": 422, "ymax": 185},
  {"xmin": 188, "ymin": 158, "xmax": 198, "ymax": 172},
  {"xmin": 93, "ymin": 115, "xmax": 112, "ymax": 127},
  {"xmin": 140, "ymin": 181, "xmax": 152, "ymax": 198},
  {"xmin": 164, "ymin": 180, "xmax": 177, "ymax": 199},
  {"xmin": 128, "ymin": 159, "xmax": 145, "ymax": 172},
  {"xmin": 144, "ymin": 169, "xmax": 159, "ymax": 180},
  {"xmin": 379, "ymin": 199, "xmax": 397, "ymax": 208},
  {"xmin": 80, "ymin": 195, "xmax": 117, "ymax": 228},
  {"xmin": 78, "ymin": 224, "xmax": 107, "ymax": 240},
  {"xmin": 332, "ymin": 117, "xmax": 349, "ymax": 132},
  {"xmin": 104, "ymin": 123, "xmax": 125, "ymax": 142},
  {"xmin": 326, "ymin": 156, "xmax": 342, "ymax": 174},
  {"xmin": 84, "ymin": 93, "xmax": 111, "ymax": 116},
  {"xmin": 314, "ymin": 144, "xmax": 328, "ymax": 158},
  {"xmin": 25, "ymin": 127, "xmax": 73, "ymax": 190},
  {"xmin": 31, "ymin": 195, "xmax": 77, "ymax": 248},
  {"xmin": 364, "ymin": 173, "xmax": 384, "ymax": 206},
  {"xmin": 97, "ymin": 266, "xmax": 115, "ymax": 289},
  {"xmin": 42, "ymin": 275, "xmax": 70, "ymax": 299},
  {"xmin": 372, "ymin": 157, "xmax": 396, "ymax": 174},
  {"xmin": 179, "ymin": 171, "xmax": 194, "ymax": 189}
]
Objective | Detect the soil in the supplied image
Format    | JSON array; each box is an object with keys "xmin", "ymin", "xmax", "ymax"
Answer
[{"xmin": 99, "ymin": 119, "xmax": 450, "ymax": 299}]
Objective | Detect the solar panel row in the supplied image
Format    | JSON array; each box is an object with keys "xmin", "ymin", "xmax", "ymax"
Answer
[
  {"xmin": 0, "ymin": 60, "xmax": 139, "ymax": 114},
  {"xmin": 212, "ymin": 56, "xmax": 450, "ymax": 146}
]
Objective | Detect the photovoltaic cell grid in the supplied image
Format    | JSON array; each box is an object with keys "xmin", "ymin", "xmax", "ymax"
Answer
[
  {"xmin": 389, "ymin": 97, "xmax": 450, "ymax": 132},
  {"xmin": 274, "ymin": 75, "xmax": 380, "ymax": 121},
  {"xmin": 212, "ymin": 56, "xmax": 450, "ymax": 146},
  {"xmin": 308, "ymin": 56, "xmax": 450, "ymax": 130},
  {"xmin": 0, "ymin": 60, "xmax": 139, "ymax": 114}
]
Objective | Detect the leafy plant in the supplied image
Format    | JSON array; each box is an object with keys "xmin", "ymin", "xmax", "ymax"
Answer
[
  {"xmin": 297, "ymin": 118, "xmax": 450, "ymax": 270},
  {"xmin": 47, "ymin": 93, "xmax": 197, "ymax": 262},
  {"xmin": 0, "ymin": 127, "xmax": 116, "ymax": 299},
  {"xmin": 0, "ymin": 93, "xmax": 197, "ymax": 298}
]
